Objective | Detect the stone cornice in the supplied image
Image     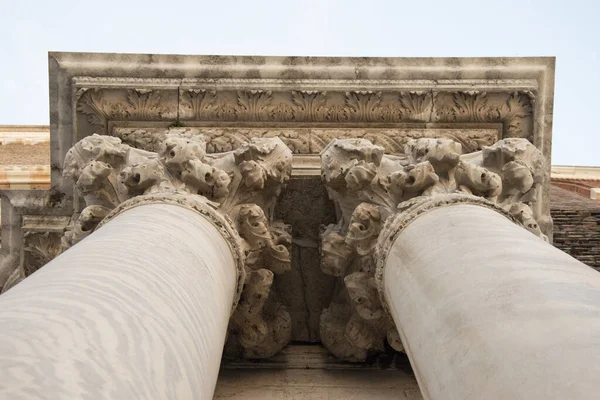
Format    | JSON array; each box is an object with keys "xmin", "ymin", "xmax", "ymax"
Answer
[
  {"xmin": 51, "ymin": 52, "xmax": 554, "ymax": 79},
  {"xmin": 40, "ymin": 53, "xmax": 554, "ymax": 238}
]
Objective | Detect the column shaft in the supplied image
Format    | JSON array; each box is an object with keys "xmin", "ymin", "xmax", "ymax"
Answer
[
  {"xmin": 383, "ymin": 204, "xmax": 600, "ymax": 400},
  {"xmin": 0, "ymin": 204, "xmax": 237, "ymax": 400}
]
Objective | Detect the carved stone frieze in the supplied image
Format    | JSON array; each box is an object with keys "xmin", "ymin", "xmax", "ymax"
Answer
[
  {"xmin": 76, "ymin": 87, "xmax": 179, "ymax": 129},
  {"xmin": 179, "ymin": 89, "xmax": 217, "ymax": 120},
  {"xmin": 113, "ymin": 126, "xmax": 500, "ymax": 157},
  {"xmin": 77, "ymin": 87, "xmax": 532, "ymax": 140},
  {"xmin": 319, "ymin": 136, "xmax": 548, "ymax": 361},
  {"xmin": 433, "ymin": 91, "xmax": 534, "ymax": 139}
]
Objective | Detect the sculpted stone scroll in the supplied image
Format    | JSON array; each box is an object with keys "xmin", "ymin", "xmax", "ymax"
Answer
[
  {"xmin": 3, "ymin": 132, "xmax": 294, "ymax": 360},
  {"xmin": 319, "ymin": 137, "xmax": 548, "ymax": 361}
]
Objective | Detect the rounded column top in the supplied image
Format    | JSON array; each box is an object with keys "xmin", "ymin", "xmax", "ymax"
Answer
[
  {"xmin": 98, "ymin": 191, "xmax": 246, "ymax": 313},
  {"xmin": 374, "ymin": 193, "xmax": 520, "ymax": 320}
]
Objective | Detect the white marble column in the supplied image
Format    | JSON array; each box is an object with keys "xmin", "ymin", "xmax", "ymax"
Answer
[
  {"xmin": 0, "ymin": 197, "xmax": 243, "ymax": 400},
  {"xmin": 380, "ymin": 201, "xmax": 600, "ymax": 400}
]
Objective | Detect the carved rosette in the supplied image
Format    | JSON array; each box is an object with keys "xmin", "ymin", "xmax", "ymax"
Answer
[
  {"xmin": 5, "ymin": 132, "xmax": 294, "ymax": 359},
  {"xmin": 319, "ymin": 136, "xmax": 549, "ymax": 361}
]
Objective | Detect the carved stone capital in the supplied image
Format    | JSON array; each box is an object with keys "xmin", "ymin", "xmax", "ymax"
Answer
[
  {"xmin": 319, "ymin": 136, "xmax": 549, "ymax": 361},
  {"xmin": 7, "ymin": 132, "xmax": 294, "ymax": 360}
]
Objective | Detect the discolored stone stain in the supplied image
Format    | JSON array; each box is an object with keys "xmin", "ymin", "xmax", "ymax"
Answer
[
  {"xmin": 279, "ymin": 68, "xmax": 307, "ymax": 80},
  {"xmin": 244, "ymin": 69, "xmax": 261, "ymax": 79}
]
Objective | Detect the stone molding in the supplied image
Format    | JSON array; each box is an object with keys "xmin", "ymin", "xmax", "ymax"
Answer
[
  {"xmin": 319, "ymin": 136, "xmax": 549, "ymax": 361},
  {"xmin": 0, "ymin": 165, "xmax": 50, "ymax": 190}
]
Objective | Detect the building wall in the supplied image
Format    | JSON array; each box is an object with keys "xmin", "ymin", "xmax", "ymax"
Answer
[{"xmin": 551, "ymin": 186, "xmax": 600, "ymax": 271}]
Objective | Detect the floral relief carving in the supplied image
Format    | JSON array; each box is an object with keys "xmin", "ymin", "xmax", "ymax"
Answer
[
  {"xmin": 77, "ymin": 88, "xmax": 128, "ymax": 127},
  {"xmin": 398, "ymin": 91, "xmax": 433, "ymax": 121},
  {"xmin": 291, "ymin": 90, "xmax": 327, "ymax": 121},
  {"xmin": 126, "ymin": 89, "xmax": 163, "ymax": 119},
  {"xmin": 452, "ymin": 91, "xmax": 490, "ymax": 122},
  {"xmin": 497, "ymin": 92, "xmax": 534, "ymax": 137},
  {"xmin": 76, "ymin": 88, "xmax": 176, "ymax": 126},
  {"xmin": 78, "ymin": 88, "xmax": 534, "ymax": 142},
  {"xmin": 179, "ymin": 89, "xmax": 217, "ymax": 119},
  {"xmin": 345, "ymin": 91, "xmax": 382, "ymax": 122},
  {"xmin": 77, "ymin": 88, "xmax": 108, "ymax": 126},
  {"xmin": 433, "ymin": 91, "xmax": 534, "ymax": 138},
  {"xmin": 319, "ymin": 135, "xmax": 548, "ymax": 361},
  {"xmin": 236, "ymin": 90, "xmax": 273, "ymax": 121},
  {"xmin": 267, "ymin": 103, "xmax": 295, "ymax": 121}
]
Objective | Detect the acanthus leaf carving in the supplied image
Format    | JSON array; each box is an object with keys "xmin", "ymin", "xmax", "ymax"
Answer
[
  {"xmin": 433, "ymin": 90, "xmax": 534, "ymax": 139},
  {"xmin": 453, "ymin": 91, "xmax": 490, "ymax": 121},
  {"xmin": 434, "ymin": 91, "xmax": 491, "ymax": 122},
  {"xmin": 497, "ymin": 92, "xmax": 534, "ymax": 137},
  {"xmin": 398, "ymin": 91, "xmax": 432, "ymax": 121},
  {"xmin": 126, "ymin": 89, "xmax": 164, "ymax": 120},
  {"xmin": 77, "ymin": 88, "xmax": 174, "ymax": 126},
  {"xmin": 77, "ymin": 88, "xmax": 109, "ymax": 127},
  {"xmin": 53, "ymin": 131, "xmax": 294, "ymax": 360},
  {"xmin": 23, "ymin": 232, "xmax": 62, "ymax": 276},
  {"xmin": 0, "ymin": 230, "xmax": 64, "ymax": 295},
  {"xmin": 345, "ymin": 91, "xmax": 382, "ymax": 122},
  {"xmin": 236, "ymin": 90, "xmax": 273, "ymax": 121},
  {"xmin": 319, "ymin": 135, "xmax": 549, "ymax": 361},
  {"xmin": 291, "ymin": 90, "xmax": 327, "ymax": 121},
  {"xmin": 77, "ymin": 88, "xmax": 129, "ymax": 127},
  {"xmin": 179, "ymin": 89, "xmax": 217, "ymax": 119},
  {"xmin": 78, "ymin": 88, "xmax": 534, "ymax": 143}
]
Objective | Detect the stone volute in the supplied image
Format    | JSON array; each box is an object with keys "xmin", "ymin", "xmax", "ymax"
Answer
[{"xmin": 318, "ymin": 136, "xmax": 548, "ymax": 361}]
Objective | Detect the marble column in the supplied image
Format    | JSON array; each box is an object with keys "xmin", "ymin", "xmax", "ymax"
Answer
[
  {"xmin": 0, "ymin": 195, "xmax": 244, "ymax": 400},
  {"xmin": 318, "ymin": 137, "xmax": 552, "ymax": 362},
  {"xmin": 319, "ymin": 136, "xmax": 600, "ymax": 398},
  {"xmin": 378, "ymin": 199, "xmax": 600, "ymax": 400}
]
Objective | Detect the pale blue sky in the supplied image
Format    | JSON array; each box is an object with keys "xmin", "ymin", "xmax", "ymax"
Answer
[{"xmin": 0, "ymin": 0, "xmax": 598, "ymax": 165}]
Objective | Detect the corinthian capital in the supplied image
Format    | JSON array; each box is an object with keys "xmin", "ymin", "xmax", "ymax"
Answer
[
  {"xmin": 319, "ymin": 137, "xmax": 549, "ymax": 361},
  {"xmin": 51, "ymin": 132, "xmax": 294, "ymax": 359}
]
